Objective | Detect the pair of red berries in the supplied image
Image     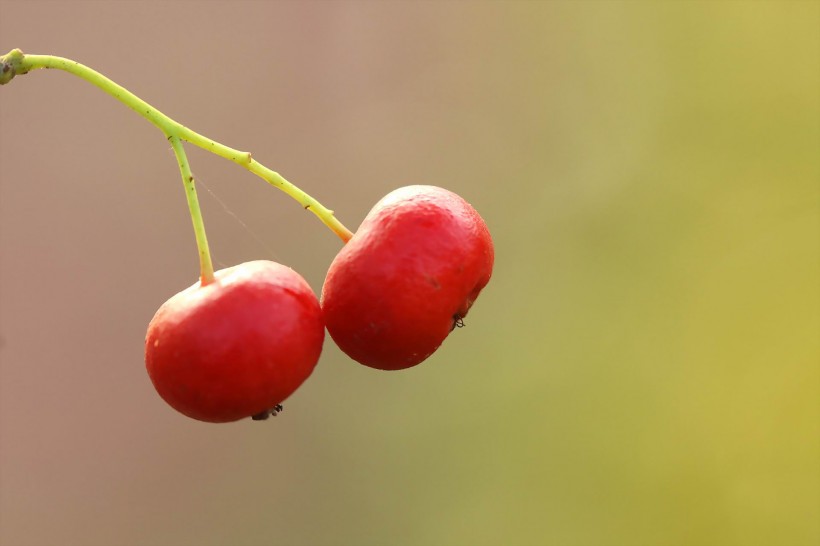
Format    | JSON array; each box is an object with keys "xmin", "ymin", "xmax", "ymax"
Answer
[{"xmin": 145, "ymin": 185, "xmax": 494, "ymax": 423}]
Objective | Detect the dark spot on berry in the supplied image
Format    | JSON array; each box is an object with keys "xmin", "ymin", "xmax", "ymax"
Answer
[{"xmin": 251, "ymin": 404, "xmax": 284, "ymax": 420}]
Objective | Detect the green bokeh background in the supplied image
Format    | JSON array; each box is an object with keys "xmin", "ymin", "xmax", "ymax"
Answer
[{"xmin": 1, "ymin": 2, "xmax": 817, "ymax": 545}]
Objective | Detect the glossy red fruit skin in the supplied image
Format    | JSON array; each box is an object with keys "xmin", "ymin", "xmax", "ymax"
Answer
[
  {"xmin": 322, "ymin": 185, "xmax": 494, "ymax": 371},
  {"xmin": 145, "ymin": 260, "xmax": 324, "ymax": 423}
]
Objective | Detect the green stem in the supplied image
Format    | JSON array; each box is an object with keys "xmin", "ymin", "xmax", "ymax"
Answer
[
  {"xmin": 0, "ymin": 49, "xmax": 353, "ymax": 279},
  {"xmin": 168, "ymin": 136, "xmax": 215, "ymax": 285}
]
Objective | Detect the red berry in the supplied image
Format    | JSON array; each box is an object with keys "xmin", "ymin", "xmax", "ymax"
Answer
[
  {"xmin": 321, "ymin": 185, "xmax": 494, "ymax": 370},
  {"xmin": 145, "ymin": 260, "xmax": 324, "ymax": 422}
]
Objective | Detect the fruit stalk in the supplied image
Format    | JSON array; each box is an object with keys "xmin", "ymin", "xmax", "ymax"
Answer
[
  {"xmin": 168, "ymin": 135, "xmax": 215, "ymax": 284},
  {"xmin": 0, "ymin": 49, "xmax": 354, "ymax": 255}
]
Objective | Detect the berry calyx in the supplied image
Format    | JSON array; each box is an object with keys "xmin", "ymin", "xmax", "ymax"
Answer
[
  {"xmin": 321, "ymin": 185, "xmax": 494, "ymax": 370},
  {"xmin": 145, "ymin": 260, "xmax": 324, "ymax": 423}
]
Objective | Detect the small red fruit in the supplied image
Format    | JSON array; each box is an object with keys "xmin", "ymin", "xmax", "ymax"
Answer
[
  {"xmin": 321, "ymin": 185, "xmax": 494, "ymax": 370},
  {"xmin": 145, "ymin": 260, "xmax": 324, "ymax": 423}
]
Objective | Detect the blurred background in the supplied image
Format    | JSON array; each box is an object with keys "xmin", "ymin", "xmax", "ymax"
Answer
[{"xmin": 1, "ymin": 2, "xmax": 818, "ymax": 545}]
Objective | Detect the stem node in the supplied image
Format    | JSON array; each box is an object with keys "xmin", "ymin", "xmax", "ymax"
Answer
[{"xmin": 0, "ymin": 49, "xmax": 27, "ymax": 85}]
